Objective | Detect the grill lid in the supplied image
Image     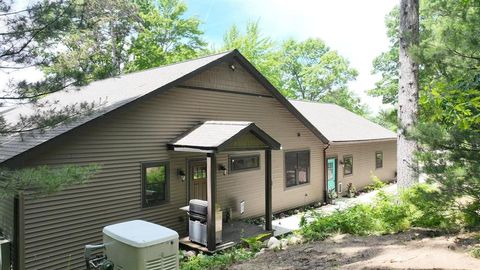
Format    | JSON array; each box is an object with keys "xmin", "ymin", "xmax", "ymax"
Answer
[{"xmin": 189, "ymin": 199, "xmax": 208, "ymax": 216}]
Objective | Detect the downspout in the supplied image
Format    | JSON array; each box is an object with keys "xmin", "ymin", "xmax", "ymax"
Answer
[{"xmin": 322, "ymin": 143, "xmax": 330, "ymax": 203}]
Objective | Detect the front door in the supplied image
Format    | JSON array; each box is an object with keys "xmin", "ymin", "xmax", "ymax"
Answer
[
  {"xmin": 326, "ymin": 157, "xmax": 337, "ymax": 192},
  {"xmin": 189, "ymin": 160, "xmax": 207, "ymax": 200}
]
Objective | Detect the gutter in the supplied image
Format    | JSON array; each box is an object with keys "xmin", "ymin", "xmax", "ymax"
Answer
[{"xmin": 322, "ymin": 143, "xmax": 331, "ymax": 203}]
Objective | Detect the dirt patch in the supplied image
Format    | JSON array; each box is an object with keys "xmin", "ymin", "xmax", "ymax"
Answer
[{"xmin": 229, "ymin": 229, "xmax": 480, "ymax": 270}]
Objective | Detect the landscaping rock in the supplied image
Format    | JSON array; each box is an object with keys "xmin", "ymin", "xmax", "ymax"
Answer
[
  {"xmin": 183, "ymin": 250, "xmax": 196, "ymax": 258},
  {"xmin": 267, "ymin": 236, "xmax": 281, "ymax": 250},
  {"xmin": 254, "ymin": 248, "xmax": 266, "ymax": 258},
  {"xmin": 288, "ymin": 235, "xmax": 303, "ymax": 245},
  {"xmin": 280, "ymin": 238, "xmax": 289, "ymax": 249}
]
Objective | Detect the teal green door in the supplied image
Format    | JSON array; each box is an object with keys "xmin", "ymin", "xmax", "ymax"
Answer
[{"xmin": 327, "ymin": 158, "xmax": 337, "ymax": 192}]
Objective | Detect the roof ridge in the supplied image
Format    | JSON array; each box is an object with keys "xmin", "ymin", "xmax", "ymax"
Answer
[
  {"xmin": 67, "ymin": 50, "xmax": 235, "ymax": 88},
  {"xmin": 288, "ymin": 99, "xmax": 335, "ymax": 106},
  {"xmin": 118, "ymin": 50, "xmax": 234, "ymax": 78}
]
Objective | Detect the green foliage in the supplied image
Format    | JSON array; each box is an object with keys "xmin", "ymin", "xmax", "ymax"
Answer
[
  {"xmin": 127, "ymin": 0, "xmax": 206, "ymax": 71},
  {"xmin": 371, "ymin": 108, "xmax": 397, "ymax": 131},
  {"xmin": 402, "ymin": 183, "xmax": 460, "ymax": 230},
  {"xmin": 0, "ymin": 164, "xmax": 100, "ymax": 198},
  {"xmin": 300, "ymin": 183, "xmax": 471, "ymax": 242},
  {"xmin": 220, "ymin": 21, "xmax": 282, "ymax": 93},
  {"xmin": 43, "ymin": 0, "xmax": 141, "ymax": 85},
  {"xmin": 241, "ymin": 233, "xmax": 270, "ymax": 253},
  {"xmin": 299, "ymin": 204, "xmax": 380, "ymax": 241},
  {"xmin": 320, "ymin": 88, "xmax": 370, "ymax": 117},
  {"xmin": 371, "ymin": 0, "xmax": 480, "ymax": 129},
  {"xmin": 368, "ymin": 7, "xmax": 399, "ymax": 107},
  {"xmin": 279, "ymin": 38, "xmax": 358, "ymax": 101},
  {"xmin": 374, "ymin": 191, "xmax": 412, "ymax": 233},
  {"xmin": 219, "ymin": 24, "xmax": 369, "ymax": 114},
  {"xmin": 411, "ymin": 122, "xmax": 480, "ymax": 228},
  {"xmin": 470, "ymin": 246, "xmax": 480, "ymax": 259},
  {"xmin": 363, "ymin": 174, "xmax": 386, "ymax": 192},
  {"xmin": 180, "ymin": 249, "xmax": 254, "ymax": 270},
  {"xmin": 300, "ymin": 188, "xmax": 419, "ymax": 241}
]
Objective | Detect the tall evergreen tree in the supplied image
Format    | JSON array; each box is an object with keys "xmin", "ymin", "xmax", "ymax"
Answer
[{"xmin": 397, "ymin": 0, "xmax": 419, "ymax": 188}]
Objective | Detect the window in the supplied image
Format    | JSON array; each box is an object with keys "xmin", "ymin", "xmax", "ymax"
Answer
[
  {"xmin": 376, "ymin": 151, "xmax": 383, "ymax": 169},
  {"xmin": 142, "ymin": 162, "xmax": 169, "ymax": 207},
  {"xmin": 229, "ymin": 154, "xmax": 260, "ymax": 172},
  {"xmin": 285, "ymin": 150, "xmax": 310, "ymax": 188},
  {"xmin": 343, "ymin": 155, "xmax": 353, "ymax": 176},
  {"xmin": 192, "ymin": 164, "xmax": 207, "ymax": 180}
]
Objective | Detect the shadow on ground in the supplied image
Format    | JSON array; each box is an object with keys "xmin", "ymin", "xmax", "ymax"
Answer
[{"xmin": 229, "ymin": 229, "xmax": 480, "ymax": 270}]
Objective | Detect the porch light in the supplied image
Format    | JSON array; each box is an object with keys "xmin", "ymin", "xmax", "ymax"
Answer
[
  {"xmin": 218, "ymin": 164, "xmax": 227, "ymax": 175},
  {"xmin": 177, "ymin": 168, "xmax": 186, "ymax": 181}
]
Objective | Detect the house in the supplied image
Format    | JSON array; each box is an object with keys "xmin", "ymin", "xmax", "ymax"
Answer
[
  {"xmin": 289, "ymin": 100, "xmax": 397, "ymax": 196},
  {"xmin": 0, "ymin": 50, "xmax": 396, "ymax": 270}
]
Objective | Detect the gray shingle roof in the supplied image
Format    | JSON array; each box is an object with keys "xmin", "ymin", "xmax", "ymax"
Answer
[
  {"xmin": 168, "ymin": 121, "xmax": 281, "ymax": 152},
  {"xmin": 289, "ymin": 100, "xmax": 396, "ymax": 143},
  {"xmin": 0, "ymin": 51, "xmax": 232, "ymax": 163}
]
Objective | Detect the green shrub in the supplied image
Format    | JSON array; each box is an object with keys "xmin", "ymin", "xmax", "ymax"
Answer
[
  {"xmin": 364, "ymin": 174, "xmax": 386, "ymax": 192},
  {"xmin": 180, "ymin": 248, "xmax": 254, "ymax": 270},
  {"xmin": 401, "ymin": 184, "xmax": 460, "ymax": 230},
  {"xmin": 241, "ymin": 233, "xmax": 270, "ymax": 252},
  {"xmin": 463, "ymin": 201, "xmax": 480, "ymax": 229},
  {"xmin": 373, "ymin": 191, "xmax": 412, "ymax": 233},
  {"xmin": 300, "ymin": 189, "xmax": 413, "ymax": 241},
  {"xmin": 300, "ymin": 183, "xmax": 471, "ymax": 242},
  {"xmin": 300, "ymin": 204, "xmax": 382, "ymax": 241},
  {"xmin": 470, "ymin": 246, "xmax": 480, "ymax": 259}
]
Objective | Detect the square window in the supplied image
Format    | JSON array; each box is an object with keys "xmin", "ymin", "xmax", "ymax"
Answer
[{"xmin": 285, "ymin": 150, "xmax": 310, "ymax": 187}]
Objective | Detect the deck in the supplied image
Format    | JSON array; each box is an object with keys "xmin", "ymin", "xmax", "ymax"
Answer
[{"xmin": 180, "ymin": 220, "xmax": 271, "ymax": 253}]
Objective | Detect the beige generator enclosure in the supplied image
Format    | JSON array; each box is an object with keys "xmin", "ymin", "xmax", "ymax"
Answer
[{"xmin": 103, "ymin": 220, "xmax": 179, "ymax": 270}]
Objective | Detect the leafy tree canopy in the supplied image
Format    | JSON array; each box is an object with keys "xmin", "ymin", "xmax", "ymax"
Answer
[
  {"xmin": 127, "ymin": 0, "xmax": 206, "ymax": 71},
  {"xmin": 279, "ymin": 38, "xmax": 358, "ymax": 102},
  {"xmin": 219, "ymin": 24, "xmax": 366, "ymax": 115},
  {"xmin": 220, "ymin": 21, "xmax": 283, "ymax": 93}
]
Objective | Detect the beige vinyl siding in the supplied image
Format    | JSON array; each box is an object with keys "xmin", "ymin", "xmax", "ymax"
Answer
[
  {"xmin": 327, "ymin": 140, "xmax": 396, "ymax": 193},
  {"xmin": 0, "ymin": 197, "xmax": 14, "ymax": 264},
  {"xmin": 20, "ymin": 61, "xmax": 325, "ymax": 269},
  {"xmin": 0, "ymin": 198, "xmax": 14, "ymax": 240}
]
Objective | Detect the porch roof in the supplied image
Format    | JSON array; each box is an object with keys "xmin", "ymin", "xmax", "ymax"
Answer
[{"xmin": 167, "ymin": 121, "xmax": 281, "ymax": 153}]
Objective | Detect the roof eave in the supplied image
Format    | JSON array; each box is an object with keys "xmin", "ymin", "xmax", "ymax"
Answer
[{"xmin": 329, "ymin": 137, "xmax": 397, "ymax": 145}]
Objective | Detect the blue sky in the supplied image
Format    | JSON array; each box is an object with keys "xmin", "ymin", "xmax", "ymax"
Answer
[{"xmin": 185, "ymin": 0, "xmax": 398, "ymax": 113}]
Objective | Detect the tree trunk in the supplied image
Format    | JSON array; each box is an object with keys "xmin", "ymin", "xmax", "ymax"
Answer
[{"xmin": 398, "ymin": 0, "xmax": 419, "ymax": 188}]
